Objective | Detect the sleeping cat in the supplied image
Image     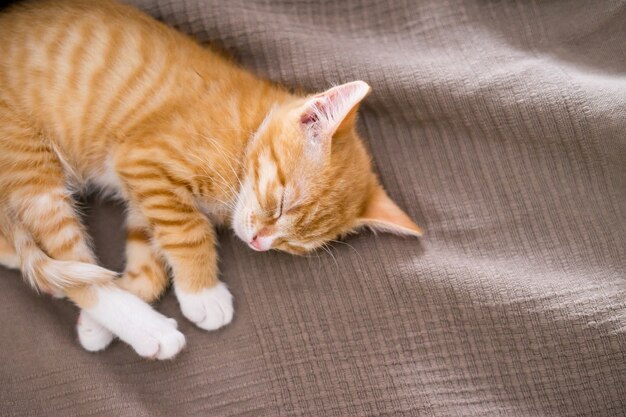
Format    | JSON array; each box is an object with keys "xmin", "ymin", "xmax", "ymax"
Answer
[{"xmin": 0, "ymin": 0, "xmax": 422, "ymax": 359}]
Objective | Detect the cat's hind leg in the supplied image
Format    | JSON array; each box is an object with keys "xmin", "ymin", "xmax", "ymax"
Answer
[
  {"xmin": 0, "ymin": 108, "xmax": 184, "ymax": 358},
  {"xmin": 0, "ymin": 106, "xmax": 95, "ymax": 268},
  {"xmin": 117, "ymin": 205, "xmax": 169, "ymax": 302}
]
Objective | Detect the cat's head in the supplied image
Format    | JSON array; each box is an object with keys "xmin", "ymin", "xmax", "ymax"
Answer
[{"xmin": 232, "ymin": 81, "xmax": 422, "ymax": 254}]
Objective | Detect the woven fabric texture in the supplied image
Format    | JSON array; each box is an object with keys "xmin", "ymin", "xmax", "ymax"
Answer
[{"xmin": 1, "ymin": 0, "xmax": 625, "ymax": 416}]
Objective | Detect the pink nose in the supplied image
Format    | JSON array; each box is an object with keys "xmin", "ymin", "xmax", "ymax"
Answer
[
  {"xmin": 249, "ymin": 234, "xmax": 263, "ymax": 251},
  {"xmin": 249, "ymin": 233, "xmax": 274, "ymax": 251}
]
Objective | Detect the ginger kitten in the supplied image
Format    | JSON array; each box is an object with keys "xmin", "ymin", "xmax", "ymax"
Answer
[{"xmin": 0, "ymin": 0, "xmax": 422, "ymax": 359}]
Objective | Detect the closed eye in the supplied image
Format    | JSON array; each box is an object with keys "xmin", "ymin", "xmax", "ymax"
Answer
[
  {"xmin": 285, "ymin": 204, "xmax": 303, "ymax": 215},
  {"xmin": 275, "ymin": 192, "xmax": 285, "ymax": 219}
]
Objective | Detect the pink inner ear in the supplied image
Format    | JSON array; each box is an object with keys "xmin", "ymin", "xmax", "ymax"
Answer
[
  {"xmin": 300, "ymin": 101, "xmax": 327, "ymax": 149},
  {"xmin": 299, "ymin": 81, "xmax": 371, "ymax": 137},
  {"xmin": 300, "ymin": 110, "xmax": 319, "ymax": 125}
]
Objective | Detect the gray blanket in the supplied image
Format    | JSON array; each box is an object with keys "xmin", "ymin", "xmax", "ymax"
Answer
[{"xmin": 1, "ymin": 0, "xmax": 625, "ymax": 416}]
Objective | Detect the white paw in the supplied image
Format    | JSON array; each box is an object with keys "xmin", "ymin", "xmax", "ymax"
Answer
[
  {"xmin": 175, "ymin": 282, "xmax": 234, "ymax": 331},
  {"xmin": 77, "ymin": 310, "xmax": 114, "ymax": 352},
  {"xmin": 85, "ymin": 286, "xmax": 186, "ymax": 360},
  {"xmin": 125, "ymin": 313, "xmax": 185, "ymax": 360}
]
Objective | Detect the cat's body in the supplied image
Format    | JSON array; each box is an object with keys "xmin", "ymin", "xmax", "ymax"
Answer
[
  {"xmin": 1, "ymin": 0, "xmax": 277, "ymax": 212},
  {"xmin": 0, "ymin": 0, "xmax": 422, "ymax": 358}
]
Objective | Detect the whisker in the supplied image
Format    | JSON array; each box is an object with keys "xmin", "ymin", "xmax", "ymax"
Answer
[
  {"xmin": 188, "ymin": 130, "xmax": 249, "ymax": 195},
  {"xmin": 329, "ymin": 239, "xmax": 365, "ymax": 266},
  {"xmin": 185, "ymin": 152, "xmax": 240, "ymax": 197},
  {"xmin": 320, "ymin": 243, "xmax": 339, "ymax": 272}
]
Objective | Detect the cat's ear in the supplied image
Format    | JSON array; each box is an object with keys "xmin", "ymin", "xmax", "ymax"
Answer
[
  {"xmin": 300, "ymin": 80, "xmax": 371, "ymax": 149},
  {"xmin": 356, "ymin": 185, "xmax": 423, "ymax": 237}
]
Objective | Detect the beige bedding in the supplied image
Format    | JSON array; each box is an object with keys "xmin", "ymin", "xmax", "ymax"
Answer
[{"xmin": 1, "ymin": 0, "xmax": 625, "ymax": 415}]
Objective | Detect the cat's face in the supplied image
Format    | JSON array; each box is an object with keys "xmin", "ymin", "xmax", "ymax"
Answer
[{"xmin": 232, "ymin": 81, "xmax": 422, "ymax": 254}]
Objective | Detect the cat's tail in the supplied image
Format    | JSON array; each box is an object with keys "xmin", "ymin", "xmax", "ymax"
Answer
[
  {"xmin": 6, "ymin": 219, "xmax": 186, "ymax": 359},
  {"xmin": 11, "ymin": 225, "xmax": 117, "ymax": 294}
]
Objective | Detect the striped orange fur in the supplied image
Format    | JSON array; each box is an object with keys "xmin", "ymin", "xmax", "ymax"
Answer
[{"xmin": 0, "ymin": 0, "xmax": 421, "ymax": 357}]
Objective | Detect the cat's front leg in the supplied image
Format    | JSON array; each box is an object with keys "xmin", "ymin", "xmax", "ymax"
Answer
[
  {"xmin": 156, "ymin": 212, "xmax": 234, "ymax": 331},
  {"xmin": 140, "ymin": 201, "xmax": 233, "ymax": 331},
  {"xmin": 150, "ymin": 211, "xmax": 234, "ymax": 331},
  {"xmin": 117, "ymin": 156, "xmax": 234, "ymax": 331}
]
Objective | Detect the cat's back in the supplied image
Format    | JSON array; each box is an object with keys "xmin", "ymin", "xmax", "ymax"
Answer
[
  {"xmin": 0, "ymin": 0, "xmax": 166, "ymax": 84},
  {"xmin": 0, "ymin": 0, "xmax": 176, "ymax": 67},
  {"xmin": 0, "ymin": 0, "xmax": 204, "ymax": 147}
]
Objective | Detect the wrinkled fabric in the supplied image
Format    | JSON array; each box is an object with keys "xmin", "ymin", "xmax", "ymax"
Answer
[{"xmin": 1, "ymin": 0, "xmax": 625, "ymax": 416}]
